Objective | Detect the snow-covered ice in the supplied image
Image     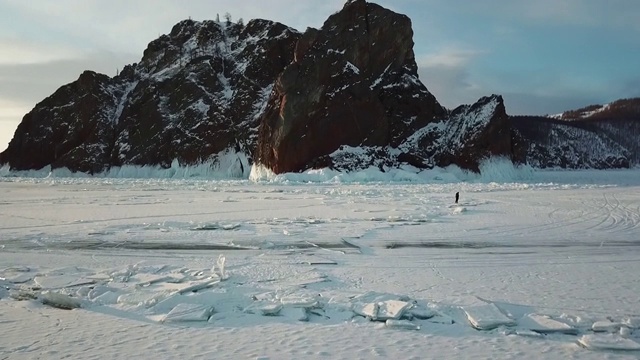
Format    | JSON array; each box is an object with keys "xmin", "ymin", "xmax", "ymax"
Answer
[
  {"xmin": 518, "ymin": 314, "xmax": 578, "ymax": 335},
  {"xmin": 463, "ymin": 302, "xmax": 517, "ymax": 330},
  {"xmin": 1, "ymin": 165, "xmax": 640, "ymax": 359}
]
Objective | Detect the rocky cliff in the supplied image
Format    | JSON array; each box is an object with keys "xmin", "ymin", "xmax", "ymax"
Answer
[
  {"xmin": 1, "ymin": 18, "xmax": 299, "ymax": 174},
  {"xmin": 255, "ymin": 0, "xmax": 447, "ymax": 173},
  {"xmin": 0, "ymin": 1, "xmax": 548, "ymax": 176}
]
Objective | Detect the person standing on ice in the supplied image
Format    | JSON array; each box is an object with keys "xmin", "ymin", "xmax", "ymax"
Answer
[{"xmin": 455, "ymin": 192, "xmax": 459, "ymax": 204}]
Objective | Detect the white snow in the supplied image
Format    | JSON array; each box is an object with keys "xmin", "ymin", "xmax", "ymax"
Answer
[
  {"xmin": 1, "ymin": 167, "xmax": 640, "ymax": 359},
  {"xmin": 344, "ymin": 61, "xmax": 360, "ymax": 74},
  {"xmin": 370, "ymin": 63, "xmax": 392, "ymax": 90}
]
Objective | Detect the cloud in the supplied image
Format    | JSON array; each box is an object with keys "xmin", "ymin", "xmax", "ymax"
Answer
[
  {"xmin": 0, "ymin": 0, "xmax": 346, "ymax": 56},
  {"xmin": 415, "ymin": 46, "xmax": 620, "ymax": 115},
  {"xmin": 621, "ymin": 78, "xmax": 640, "ymax": 98},
  {"xmin": 461, "ymin": 0, "xmax": 640, "ymax": 31},
  {"xmin": 419, "ymin": 48, "xmax": 485, "ymax": 69},
  {"xmin": 416, "ymin": 48, "xmax": 487, "ymax": 109},
  {"xmin": 0, "ymin": 38, "xmax": 87, "ymax": 65},
  {"xmin": 0, "ymin": 121, "xmax": 18, "ymax": 153},
  {"xmin": 0, "ymin": 99, "xmax": 30, "ymax": 152},
  {"xmin": 501, "ymin": 92, "xmax": 603, "ymax": 116},
  {"xmin": 0, "ymin": 51, "xmax": 136, "ymax": 105}
]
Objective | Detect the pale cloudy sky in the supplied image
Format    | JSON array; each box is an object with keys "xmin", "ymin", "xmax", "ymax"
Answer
[{"xmin": 1, "ymin": 0, "xmax": 639, "ymax": 152}]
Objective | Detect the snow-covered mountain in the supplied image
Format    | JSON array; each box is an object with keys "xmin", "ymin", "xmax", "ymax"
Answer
[
  {"xmin": 2, "ymin": 0, "xmax": 633, "ymax": 176},
  {"xmin": 1, "ymin": 18, "xmax": 300, "ymax": 174}
]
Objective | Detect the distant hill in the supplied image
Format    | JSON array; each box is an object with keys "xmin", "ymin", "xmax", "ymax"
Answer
[
  {"xmin": 512, "ymin": 98, "xmax": 640, "ymax": 169},
  {"xmin": 552, "ymin": 98, "xmax": 640, "ymax": 121}
]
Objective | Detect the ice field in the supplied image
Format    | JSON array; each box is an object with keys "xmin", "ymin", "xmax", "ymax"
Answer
[{"xmin": 1, "ymin": 164, "xmax": 640, "ymax": 359}]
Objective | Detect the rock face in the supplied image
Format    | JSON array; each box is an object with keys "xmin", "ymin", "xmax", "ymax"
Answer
[
  {"xmin": 256, "ymin": 0, "xmax": 446, "ymax": 173},
  {"xmin": 1, "ymin": 71, "xmax": 118, "ymax": 173},
  {"xmin": 320, "ymin": 94, "xmax": 524, "ymax": 173},
  {"xmin": 414, "ymin": 95, "xmax": 526, "ymax": 172},
  {"xmin": 1, "ymin": 19, "xmax": 300, "ymax": 174}
]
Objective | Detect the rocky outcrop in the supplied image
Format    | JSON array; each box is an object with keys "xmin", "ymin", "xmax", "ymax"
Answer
[
  {"xmin": 433, "ymin": 95, "xmax": 524, "ymax": 172},
  {"xmin": 398, "ymin": 95, "xmax": 525, "ymax": 172},
  {"xmin": 1, "ymin": 19, "xmax": 299, "ymax": 174},
  {"xmin": 1, "ymin": 1, "xmax": 556, "ymax": 176},
  {"xmin": 256, "ymin": 0, "xmax": 446, "ymax": 174},
  {"xmin": 303, "ymin": 95, "xmax": 526, "ymax": 173},
  {"xmin": 1, "ymin": 71, "xmax": 117, "ymax": 173}
]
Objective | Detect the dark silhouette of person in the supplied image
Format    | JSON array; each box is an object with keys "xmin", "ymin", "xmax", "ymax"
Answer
[{"xmin": 455, "ymin": 192, "xmax": 459, "ymax": 204}]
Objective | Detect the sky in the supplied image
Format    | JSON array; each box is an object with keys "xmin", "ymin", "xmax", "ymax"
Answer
[{"xmin": 1, "ymin": 0, "xmax": 639, "ymax": 152}]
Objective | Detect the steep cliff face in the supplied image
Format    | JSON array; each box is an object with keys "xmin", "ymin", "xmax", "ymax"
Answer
[
  {"xmin": 2, "ymin": 71, "xmax": 118, "ymax": 173},
  {"xmin": 255, "ymin": 0, "xmax": 447, "ymax": 174},
  {"xmin": 407, "ymin": 95, "xmax": 525, "ymax": 172},
  {"xmin": 1, "ymin": 19, "xmax": 300, "ymax": 174},
  {"xmin": 115, "ymin": 19, "xmax": 299, "ymax": 171},
  {"xmin": 389, "ymin": 94, "xmax": 523, "ymax": 172},
  {"xmin": 307, "ymin": 95, "xmax": 525, "ymax": 173}
]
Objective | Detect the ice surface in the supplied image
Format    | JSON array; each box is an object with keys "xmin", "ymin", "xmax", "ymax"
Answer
[
  {"xmin": 216, "ymin": 254, "xmax": 227, "ymax": 280},
  {"xmin": 592, "ymin": 320, "xmax": 623, "ymax": 333},
  {"xmin": 578, "ymin": 334, "xmax": 640, "ymax": 351},
  {"xmin": 93, "ymin": 291, "xmax": 121, "ymax": 305},
  {"xmin": 175, "ymin": 279, "xmax": 220, "ymax": 295},
  {"xmin": 385, "ymin": 319, "xmax": 420, "ymax": 330},
  {"xmin": 279, "ymin": 295, "xmax": 319, "ymax": 308},
  {"xmin": 623, "ymin": 317, "xmax": 640, "ymax": 329},
  {"xmin": 375, "ymin": 300, "xmax": 412, "ymax": 320},
  {"xmin": 407, "ymin": 306, "xmax": 436, "ymax": 320},
  {"xmin": 351, "ymin": 292, "xmax": 413, "ymax": 321},
  {"xmin": 34, "ymin": 275, "xmax": 96, "ymax": 290},
  {"xmin": 463, "ymin": 303, "xmax": 516, "ymax": 330},
  {"xmin": 280, "ymin": 307, "xmax": 309, "ymax": 322},
  {"xmin": 352, "ymin": 302, "xmax": 378, "ymax": 318},
  {"xmin": 620, "ymin": 326, "xmax": 632, "ymax": 338},
  {"xmin": 519, "ymin": 314, "xmax": 578, "ymax": 335},
  {"xmin": 162, "ymin": 303, "xmax": 213, "ymax": 323},
  {"xmin": 117, "ymin": 291, "xmax": 169, "ymax": 308},
  {"xmin": 2, "ymin": 273, "xmax": 33, "ymax": 284},
  {"xmin": 40, "ymin": 291, "xmax": 83, "ymax": 310},
  {"xmin": 259, "ymin": 303, "xmax": 283, "ymax": 316},
  {"xmin": 1, "ymin": 170, "xmax": 640, "ymax": 358}
]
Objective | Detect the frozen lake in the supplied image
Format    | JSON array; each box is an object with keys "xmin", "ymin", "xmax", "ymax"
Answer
[{"xmin": 1, "ymin": 169, "xmax": 640, "ymax": 359}]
